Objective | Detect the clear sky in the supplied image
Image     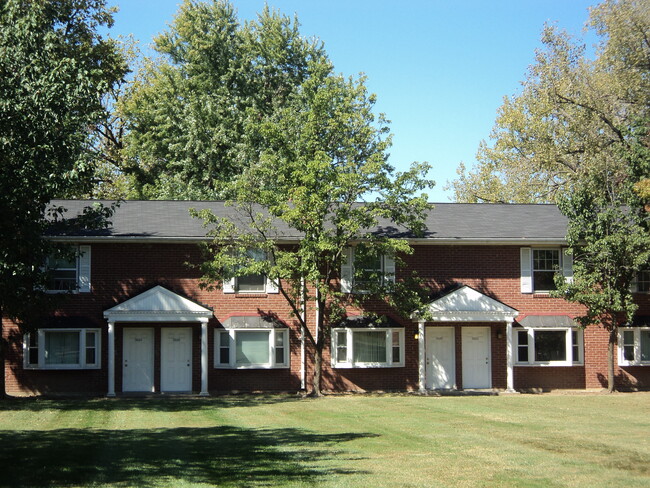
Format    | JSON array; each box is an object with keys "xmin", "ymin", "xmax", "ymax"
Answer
[{"xmin": 107, "ymin": 0, "xmax": 598, "ymax": 202}]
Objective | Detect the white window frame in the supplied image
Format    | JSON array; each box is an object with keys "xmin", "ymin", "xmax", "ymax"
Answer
[
  {"xmin": 331, "ymin": 328, "xmax": 404, "ymax": 368},
  {"xmin": 618, "ymin": 327, "xmax": 650, "ymax": 366},
  {"xmin": 45, "ymin": 245, "xmax": 91, "ymax": 294},
  {"xmin": 341, "ymin": 248, "xmax": 396, "ymax": 294},
  {"xmin": 223, "ymin": 249, "xmax": 278, "ymax": 294},
  {"xmin": 532, "ymin": 248, "xmax": 561, "ymax": 293},
  {"xmin": 24, "ymin": 328, "xmax": 101, "ymax": 370},
  {"xmin": 214, "ymin": 328, "xmax": 289, "ymax": 369},
  {"xmin": 631, "ymin": 270, "xmax": 650, "ymax": 293},
  {"xmin": 514, "ymin": 327, "xmax": 583, "ymax": 366}
]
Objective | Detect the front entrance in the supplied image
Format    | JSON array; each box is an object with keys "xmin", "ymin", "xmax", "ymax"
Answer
[
  {"xmin": 426, "ymin": 327, "xmax": 455, "ymax": 389},
  {"xmin": 123, "ymin": 328, "xmax": 154, "ymax": 392},
  {"xmin": 161, "ymin": 328, "xmax": 193, "ymax": 392},
  {"xmin": 462, "ymin": 327, "xmax": 491, "ymax": 388}
]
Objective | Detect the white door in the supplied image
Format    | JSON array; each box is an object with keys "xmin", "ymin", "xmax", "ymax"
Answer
[
  {"xmin": 123, "ymin": 328, "xmax": 154, "ymax": 392},
  {"xmin": 426, "ymin": 327, "xmax": 455, "ymax": 389},
  {"xmin": 161, "ymin": 328, "xmax": 192, "ymax": 392},
  {"xmin": 462, "ymin": 327, "xmax": 491, "ymax": 389}
]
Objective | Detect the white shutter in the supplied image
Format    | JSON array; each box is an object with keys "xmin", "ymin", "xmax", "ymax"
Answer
[
  {"xmin": 520, "ymin": 247, "xmax": 532, "ymax": 293},
  {"xmin": 631, "ymin": 273, "xmax": 639, "ymax": 293},
  {"xmin": 265, "ymin": 276, "xmax": 279, "ymax": 293},
  {"xmin": 562, "ymin": 248, "xmax": 574, "ymax": 284},
  {"xmin": 223, "ymin": 277, "xmax": 236, "ymax": 293},
  {"xmin": 78, "ymin": 245, "xmax": 91, "ymax": 293},
  {"xmin": 383, "ymin": 254, "xmax": 396, "ymax": 284},
  {"xmin": 341, "ymin": 247, "xmax": 354, "ymax": 293}
]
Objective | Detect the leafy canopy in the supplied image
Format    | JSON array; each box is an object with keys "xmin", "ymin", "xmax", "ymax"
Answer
[
  {"xmin": 122, "ymin": 0, "xmax": 331, "ymax": 199},
  {"xmin": 448, "ymin": 0, "xmax": 650, "ymax": 203},
  {"xmin": 0, "ymin": 0, "xmax": 124, "ymax": 324}
]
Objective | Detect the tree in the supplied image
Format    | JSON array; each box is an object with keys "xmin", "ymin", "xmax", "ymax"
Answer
[
  {"xmin": 0, "ymin": 0, "xmax": 125, "ymax": 392},
  {"xmin": 193, "ymin": 65, "xmax": 434, "ymax": 396},
  {"xmin": 553, "ymin": 146, "xmax": 650, "ymax": 392},
  {"xmin": 448, "ymin": 0, "xmax": 650, "ymax": 203},
  {"xmin": 121, "ymin": 0, "xmax": 331, "ymax": 199}
]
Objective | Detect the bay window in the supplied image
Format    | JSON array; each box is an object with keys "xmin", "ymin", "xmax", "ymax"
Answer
[
  {"xmin": 215, "ymin": 328, "xmax": 289, "ymax": 368},
  {"xmin": 332, "ymin": 328, "xmax": 404, "ymax": 368},
  {"xmin": 24, "ymin": 329, "xmax": 100, "ymax": 369},
  {"xmin": 618, "ymin": 328, "xmax": 650, "ymax": 366},
  {"xmin": 515, "ymin": 328, "xmax": 583, "ymax": 366}
]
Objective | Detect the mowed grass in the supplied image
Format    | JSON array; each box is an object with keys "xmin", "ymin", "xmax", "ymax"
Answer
[{"xmin": 0, "ymin": 393, "xmax": 649, "ymax": 487}]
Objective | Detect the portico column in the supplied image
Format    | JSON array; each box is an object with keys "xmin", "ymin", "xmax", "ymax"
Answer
[
  {"xmin": 418, "ymin": 321, "xmax": 426, "ymax": 392},
  {"xmin": 506, "ymin": 318, "xmax": 515, "ymax": 392},
  {"xmin": 199, "ymin": 319, "xmax": 209, "ymax": 396},
  {"xmin": 107, "ymin": 321, "xmax": 116, "ymax": 397}
]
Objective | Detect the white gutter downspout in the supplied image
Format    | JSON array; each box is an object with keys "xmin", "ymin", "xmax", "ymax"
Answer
[
  {"xmin": 300, "ymin": 277, "xmax": 306, "ymax": 391},
  {"xmin": 418, "ymin": 320, "xmax": 426, "ymax": 392},
  {"xmin": 506, "ymin": 318, "xmax": 515, "ymax": 392}
]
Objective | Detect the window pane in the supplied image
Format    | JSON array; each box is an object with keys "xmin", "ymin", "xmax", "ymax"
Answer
[
  {"xmin": 336, "ymin": 331, "xmax": 348, "ymax": 363},
  {"xmin": 638, "ymin": 270, "xmax": 650, "ymax": 292},
  {"xmin": 353, "ymin": 331, "xmax": 387, "ymax": 363},
  {"xmin": 219, "ymin": 331, "xmax": 230, "ymax": 364},
  {"xmin": 517, "ymin": 331, "xmax": 528, "ymax": 362},
  {"xmin": 534, "ymin": 330, "xmax": 566, "ymax": 362},
  {"xmin": 572, "ymin": 331, "xmax": 580, "ymax": 363},
  {"xmin": 28, "ymin": 333, "xmax": 39, "ymax": 365},
  {"xmin": 236, "ymin": 331, "xmax": 270, "ymax": 365},
  {"xmin": 623, "ymin": 330, "xmax": 636, "ymax": 361},
  {"xmin": 44, "ymin": 331, "xmax": 80, "ymax": 365},
  {"xmin": 641, "ymin": 331, "xmax": 650, "ymax": 361},
  {"xmin": 237, "ymin": 274, "xmax": 266, "ymax": 292},
  {"xmin": 533, "ymin": 271, "xmax": 557, "ymax": 291},
  {"xmin": 85, "ymin": 332, "xmax": 96, "ymax": 365},
  {"xmin": 275, "ymin": 331, "xmax": 286, "ymax": 365},
  {"xmin": 533, "ymin": 250, "xmax": 560, "ymax": 291},
  {"xmin": 392, "ymin": 331, "xmax": 400, "ymax": 363}
]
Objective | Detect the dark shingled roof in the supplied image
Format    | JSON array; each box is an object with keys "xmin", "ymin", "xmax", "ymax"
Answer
[{"xmin": 46, "ymin": 200, "xmax": 569, "ymax": 242}]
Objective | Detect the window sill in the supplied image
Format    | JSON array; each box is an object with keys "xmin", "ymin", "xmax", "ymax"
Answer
[
  {"xmin": 234, "ymin": 293, "xmax": 268, "ymax": 298},
  {"xmin": 619, "ymin": 362, "xmax": 650, "ymax": 367},
  {"xmin": 332, "ymin": 363, "xmax": 404, "ymax": 369},
  {"xmin": 214, "ymin": 365, "xmax": 289, "ymax": 370},
  {"xmin": 515, "ymin": 363, "xmax": 583, "ymax": 367},
  {"xmin": 25, "ymin": 365, "xmax": 100, "ymax": 370}
]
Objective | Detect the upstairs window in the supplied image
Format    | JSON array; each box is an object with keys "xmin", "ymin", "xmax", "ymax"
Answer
[
  {"xmin": 340, "ymin": 248, "xmax": 395, "ymax": 293},
  {"xmin": 520, "ymin": 247, "xmax": 572, "ymax": 294},
  {"xmin": 45, "ymin": 245, "xmax": 91, "ymax": 293},
  {"xmin": 631, "ymin": 270, "xmax": 650, "ymax": 293},
  {"xmin": 222, "ymin": 249, "xmax": 278, "ymax": 294},
  {"xmin": 24, "ymin": 329, "xmax": 100, "ymax": 369}
]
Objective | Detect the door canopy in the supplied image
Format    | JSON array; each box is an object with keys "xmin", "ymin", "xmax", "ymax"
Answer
[
  {"xmin": 418, "ymin": 285, "xmax": 518, "ymax": 322},
  {"xmin": 103, "ymin": 285, "xmax": 213, "ymax": 322}
]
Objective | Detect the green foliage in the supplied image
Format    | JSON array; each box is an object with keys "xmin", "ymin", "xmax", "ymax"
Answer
[
  {"xmin": 448, "ymin": 0, "xmax": 650, "ymax": 203},
  {"xmin": 553, "ymin": 138, "xmax": 650, "ymax": 391},
  {"xmin": 0, "ymin": 0, "xmax": 124, "ymax": 325},
  {"xmin": 194, "ymin": 61, "xmax": 434, "ymax": 394},
  {"xmin": 122, "ymin": 0, "xmax": 331, "ymax": 199}
]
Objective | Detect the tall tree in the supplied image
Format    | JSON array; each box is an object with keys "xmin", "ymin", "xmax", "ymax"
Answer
[
  {"xmin": 448, "ymin": 0, "xmax": 650, "ymax": 203},
  {"xmin": 0, "ymin": 0, "xmax": 125, "ymax": 378},
  {"xmin": 122, "ymin": 0, "xmax": 331, "ymax": 199},
  {"xmin": 193, "ymin": 65, "xmax": 434, "ymax": 396},
  {"xmin": 553, "ymin": 144, "xmax": 650, "ymax": 392}
]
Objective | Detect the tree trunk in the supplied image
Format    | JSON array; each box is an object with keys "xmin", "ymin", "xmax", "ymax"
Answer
[
  {"xmin": 607, "ymin": 325, "xmax": 617, "ymax": 393},
  {"xmin": 310, "ymin": 344, "xmax": 323, "ymax": 397}
]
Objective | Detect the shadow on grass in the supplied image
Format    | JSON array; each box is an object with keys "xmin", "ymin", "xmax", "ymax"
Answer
[
  {"xmin": 0, "ymin": 394, "xmax": 303, "ymax": 412},
  {"xmin": 0, "ymin": 425, "xmax": 375, "ymax": 487}
]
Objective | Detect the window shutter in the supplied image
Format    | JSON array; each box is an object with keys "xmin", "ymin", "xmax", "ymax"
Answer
[
  {"xmin": 383, "ymin": 254, "xmax": 396, "ymax": 284},
  {"xmin": 265, "ymin": 276, "xmax": 279, "ymax": 294},
  {"xmin": 562, "ymin": 248, "xmax": 573, "ymax": 284},
  {"xmin": 78, "ymin": 245, "xmax": 91, "ymax": 293},
  {"xmin": 223, "ymin": 277, "xmax": 236, "ymax": 293},
  {"xmin": 630, "ymin": 273, "xmax": 639, "ymax": 293},
  {"xmin": 520, "ymin": 247, "xmax": 532, "ymax": 293},
  {"xmin": 341, "ymin": 247, "xmax": 353, "ymax": 293}
]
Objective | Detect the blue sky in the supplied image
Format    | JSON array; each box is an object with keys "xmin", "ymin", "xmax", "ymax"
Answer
[{"xmin": 107, "ymin": 0, "xmax": 598, "ymax": 201}]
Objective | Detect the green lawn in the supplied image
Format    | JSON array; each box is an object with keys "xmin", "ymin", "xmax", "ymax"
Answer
[{"xmin": 0, "ymin": 393, "xmax": 649, "ymax": 487}]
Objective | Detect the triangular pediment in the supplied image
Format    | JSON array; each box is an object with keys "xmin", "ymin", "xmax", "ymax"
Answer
[
  {"xmin": 103, "ymin": 285, "xmax": 213, "ymax": 322},
  {"xmin": 420, "ymin": 285, "xmax": 518, "ymax": 322}
]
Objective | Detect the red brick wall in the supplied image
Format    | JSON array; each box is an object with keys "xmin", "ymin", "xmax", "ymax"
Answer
[{"xmin": 4, "ymin": 242, "xmax": 650, "ymax": 395}]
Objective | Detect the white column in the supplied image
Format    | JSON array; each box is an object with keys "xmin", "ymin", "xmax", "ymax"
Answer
[
  {"xmin": 199, "ymin": 319, "xmax": 209, "ymax": 396},
  {"xmin": 107, "ymin": 321, "xmax": 116, "ymax": 397},
  {"xmin": 418, "ymin": 321, "xmax": 426, "ymax": 392},
  {"xmin": 506, "ymin": 319, "xmax": 515, "ymax": 392}
]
